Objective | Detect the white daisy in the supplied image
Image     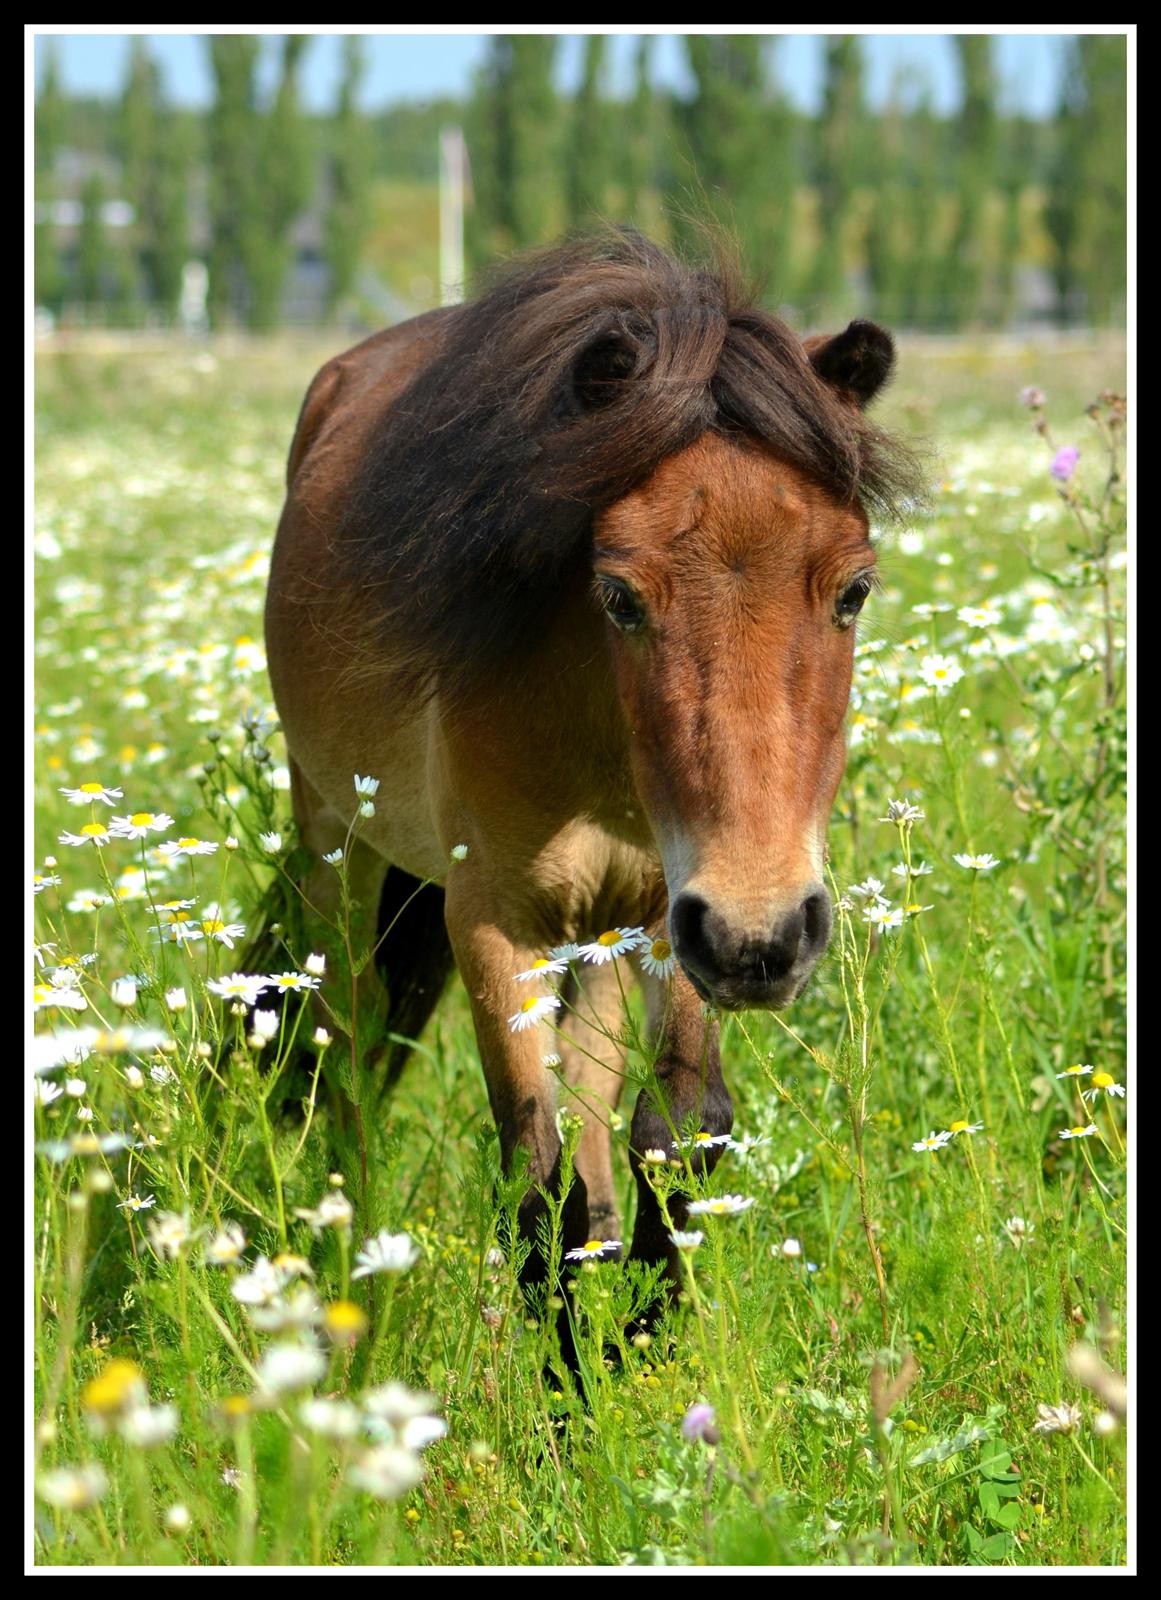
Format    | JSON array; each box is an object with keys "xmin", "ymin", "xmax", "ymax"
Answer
[
  {"xmin": 1082, "ymin": 1073, "xmax": 1125, "ymax": 1102},
  {"xmin": 879, "ymin": 798, "xmax": 925, "ymax": 826},
  {"xmin": 507, "ymin": 993, "xmax": 561, "ymax": 1032},
  {"xmin": 668, "ymin": 1230, "xmax": 704, "ymax": 1250},
  {"xmin": 911, "ymin": 1130, "xmax": 952, "ymax": 1153},
  {"xmin": 638, "ymin": 936, "xmax": 677, "ymax": 979},
  {"xmin": 577, "ymin": 927, "xmax": 646, "ymax": 964},
  {"xmin": 514, "ymin": 956, "xmax": 569, "ymax": 982},
  {"xmin": 564, "ymin": 1238, "xmax": 621, "ymax": 1261},
  {"xmin": 352, "ymin": 1230, "xmax": 420, "ymax": 1279},
  {"xmin": 1059, "ymin": 1124, "xmax": 1098, "ymax": 1140},
  {"xmin": 948, "ymin": 1119, "xmax": 984, "ymax": 1136},
  {"xmin": 158, "ymin": 837, "xmax": 219, "ymax": 859},
  {"xmin": 109, "ymin": 811, "xmax": 175, "ymax": 840},
  {"xmin": 686, "ymin": 1194, "xmax": 755, "ymax": 1217},
  {"xmin": 1056, "ymin": 1063, "xmax": 1093, "ymax": 1079},
  {"xmin": 353, "ymin": 774, "xmax": 380, "ymax": 797},
  {"xmin": 207, "ymin": 973, "xmax": 271, "ymax": 1006},
  {"xmin": 919, "ymin": 654, "xmax": 965, "ymax": 691},
  {"xmin": 862, "ymin": 903, "xmax": 905, "ymax": 931},
  {"xmin": 59, "ymin": 782, "xmax": 123, "ymax": 807},
  {"xmin": 267, "ymin": 971, "xmax": 321, "ymax": 993},
  {"xmin": 953, "ymin": 852, "xmax": 1001, "ymax": 871},
  {"xmin": 672, "ymin": 1131, "xmax": 733, "ymax": 1152},
  {"xmin": 59, "ymin": 822, "xmax": 115, "ymax": 848}
]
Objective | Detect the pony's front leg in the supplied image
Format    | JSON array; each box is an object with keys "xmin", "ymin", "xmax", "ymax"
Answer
[
  {"xmin": 627, "ymin": 968, "xmax": 733, "ymax": 1291},
  {"xmin": 443, "ymin": 886, "xmax": 590, "ymax": 1369}
]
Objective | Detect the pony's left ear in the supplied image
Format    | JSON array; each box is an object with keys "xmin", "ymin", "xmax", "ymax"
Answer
[{"xmin": 804, "ymin": 320, "xmax": 895, "ymax": 408}]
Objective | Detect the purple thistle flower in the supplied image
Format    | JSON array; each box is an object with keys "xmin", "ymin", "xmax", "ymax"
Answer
[
  {"xmin": 681, "ymin": 1402, "xmax": 720, "ymax": 1445},
  {"xmin": 1050, "ymin": 446, "xmax": 1080, "ymax": 482},
  {"xmin": 1019, "ymin": 386, "xmax": 1046, "ymax": 409}
]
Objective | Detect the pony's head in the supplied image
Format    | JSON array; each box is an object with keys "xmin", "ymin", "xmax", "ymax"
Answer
[{"xmin": 592, "ymin": 322, "xmax": 894, "ymax": 1009}]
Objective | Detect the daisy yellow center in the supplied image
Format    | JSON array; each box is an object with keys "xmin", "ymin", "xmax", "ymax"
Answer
[
  {"xmin": 178, "ymin": 838, "xmax": 200, "ymax": 848},
  {"xmin": 1063, "ymin": 1065, "xmax": 1086, "ymax": 1076},
  {"xmin": 221, "ymin": 1395, "xmax": 251, "ymax": 1418},
  {"xmin": 1069, "ymin": 1126, "xmax": 1089, "ymax": 1136},
  {"xmin": 235, "ymin": 634, "xmax": 252, "ymax": 646},
  {"xmin": 583, "ymin": 1240, "xmax": 604, "ymax": 1252},
  {"xmin": 203, "ymin": 920, "xmax": 224, "ymax": 933},
  {"xmin": 72, "ymin": 1134, "xmax": 100, "ymax": 1154},
  {"xmin": 130, "ymin": 813, "xmax": 153, "ymax": 826},
  {"xmin": 530, "ymin": 959, "xmax": 550, "ymax": 971},
  {"xmin": 168, "ymin": 912, "xmax": 192, "ymax": 923},
  {"xmin": 520, "ymin": 996, "xmax": 540, "ymax": 1013},
  {"xmin": 694, "ymin": 1132, "xmax": 712, "ymax": 1143},
  {"xmin": 1092, "ymin": 1072, "xmax": 1114, "ymax": 1088},
  {"xmin": 82, "ymin": 1358, "xmax": 144, "ymax": 1414},
  {"xmin": 81, "ymin": 822, "xmax": 108, "ymax": 837},
  {"xmin": 949, "ymin": 1120, "xmax": 969, "ymax": 1133},
  {"xmin": 651, "ymin": 939, "xmax": 672, "ymax": 960},
  {"xmin": 80, "ymin": 783, "xmax": 105, "ymax": 794},
  {"xmin": 597, "ymin": 930, "xmax": 621, "ymax": 947},
  {"xmin": 325, "ymin": 1300, "xmax": 368, "ymax": 1334}
]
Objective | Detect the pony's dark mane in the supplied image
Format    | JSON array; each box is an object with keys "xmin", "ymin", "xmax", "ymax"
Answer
[{"xmin": 333, "ymin": 228, "xmax": 923, "ymax": 695}]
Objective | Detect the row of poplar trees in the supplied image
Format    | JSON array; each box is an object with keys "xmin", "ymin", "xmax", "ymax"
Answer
[{"xmin": 34, "ymin": 34, "xmax": 1126, "ymax": 330}]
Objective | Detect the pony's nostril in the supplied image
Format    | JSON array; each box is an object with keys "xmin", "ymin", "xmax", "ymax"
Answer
[
  {"xmin": 802, "ymin": 891, "xmax": 831, "ymax": 952},
  {"xmin": 670, "ymin": 892, "xmax": 712, "ymax": 973}
]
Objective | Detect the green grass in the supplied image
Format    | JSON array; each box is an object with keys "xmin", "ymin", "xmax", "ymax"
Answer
[{"xmin": 33, "ymin": 331, "xmax": 1127, "ymax": 1567}]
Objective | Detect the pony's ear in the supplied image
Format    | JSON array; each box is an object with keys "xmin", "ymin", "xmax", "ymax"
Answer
[
  {"xmin": 570, "ymin": 329, "xmax": 641, "ymax": 412},
  {"xmin": 804, "ymin": 320, "xmax": 895, "ymax": 408}
]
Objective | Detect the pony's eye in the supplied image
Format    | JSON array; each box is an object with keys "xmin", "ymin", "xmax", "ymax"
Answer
[
  {"xmin": 596, "ymin": 578, "xmax": 646, "ymax": 634},
  {"xmin": 835, "ymin": 573, "xmax": 874, "ymax": 629}
]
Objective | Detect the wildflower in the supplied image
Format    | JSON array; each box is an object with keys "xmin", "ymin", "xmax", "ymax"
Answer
[
  {"xmin": 250, "ymin": 1009, "xmax": 279, "ymax": 1043},
  {"xmin": 507, "ymin": 992, "xmax": 562, "ymax": 1032},
  {"xmin": 1082, "ymin": 1072, "xmax": 1125, "ymax": 1102},
  {"xmin": 863, "ymin": 903, "xmax": 905, "ymax": 932},
  {"xmin": 37, "ymin": 1463, "xmax": 109, "ymax": 1509},
  {"xmin": 1050, "ymin": 446, "xmax": 1080, "ymax": 482},
  {"xmin": 65, "ymin": 1078, "xmax": 87, "ymax": 1098},
  {"xmin": 450, "ymin": 843, "xmax": 469, "ymax": 861},
  {"xmin": 258, "ymin": 831, "xmax": 282, "ymax": 854},
  {"xmin": 268, "ymin": 970, "xmax": 321, "ymax": 994},
  {"xmin": 891, "ymin": 860, "xmax": 934, "ymax": 878},
  {"xmin": 34, "ymin": 979, "xmax": 88, "ymax": 1013},
  {"xmin": 147, "ymin": 1211, "xmax": 191, "ymax": 1260},
  {"xmin": 352, "ymin": 1230, "xmax": 420, "ymax": 1278},
  {"xmin": 231, "ymin": 1256, "xmax": 283, "ymax": 1308},
  {"xmin": 249, "ymin": 1285, "xmax": 323, "ymax": 1335},
  {"xmin": 158, "ymin": 837, "xmax": 219, "ymax": 858},
  {"xmin": 564, "ymin": 1238, "xmax": 621, "ymax": 1262},
  {"xmin": 294, "ymin": 1190, "xmax": 354, "ymax": 1236},
  {"xmin": 669, "ymin": 1230, "xmax": 705, "ymax": 1250},
  {"xmin": 514, "ymin": 955, "xmax": 569, "ymax": 982},
  {"xmin": 953, "ymin": 852, "xmax": 1001, "ymax": 871},
  {"xmin": 117, "ymin": 1193, "xmax": 156, "ymax": 1213},
  {"xmin": 849, "ymin": 876, "xmax": 888, "ymax": 901},
  {"xmin": 919, "ymin": 654, "xmax": 964, "ymax": 692},
  {"xmin": 322, "ymin": 848, "xmax": 342, "ymax": 865},
  {"xmin": 305, "ymin": 951, "xmax": 326, "ymax": 977},
  {"xmin": 164, "ymin": 1504, "xmax": 192, "ymax": 1534},
  {"xmin": 639, "ymin": 936, "xmax": 677, "ymax": 979},
  {"xmin": 205, "ymin": 1223, "xmax": 247, "ymax": 1265},
  {"xmin": 686, "ymin": 1194, "xmax": 755, "ymax": 1217},
  {"xmin": 726, "ymin": 1132, "xmax": 772, "ymax": 1156},
  {"xmin": 34, "ymin": 870, "xmax": 63, "ymax": 893},
  {"xmin": 642, "ymin": 1148, "xmax": 668, "ymax": 1165},
  {"xmin": 672, "ymin": 1131, "xmax": 733, "ymax": 1152},
  {"xmin": 35, "ymin": 1079, "xmax": 63, "ymax": 1106},
  {"xmin": 348, "ymin": 1445, "xmax": 425, "ymax": 1501},
  {"xmin": 1033, "ymin": 1401, "xmax": 1082, "ymax": 1435},
  {"xmin": 110, "ymin": 978, "xmax": 138, "ymax": 1009},
  {"xmin": 1019, "ymin": 386, "xmax": 1046, "ymax": 409},
  {"xmin": 81, "ymin": 1358, "xmax": 147, "ymax": 1417},
  {"xmin": 59, "ymin": 782, "xmax": 123, "ymax": 807},
  {"xmin": 363, "ymin": 1382, "xmax": 447, "ymax": 1451},
  {"xmin": 577, "ymin": 927, "xmax": 646, "ymax": 964},
  {"xmin": 67, "ymin": 889, "xmax": 111, "ymax": 913},
  {"xmin": 912, "ymin": 1131, "xmax": 952, "ymax": 1153},
  {"xmin": 326, "ymin": 1299, "xmax": 370, "ymax": 1341},
  {"xmin": 165, "ymin": 987, "xmax": 187, "ymax": 1012},
  {"xmin": 207, "ymin": 973, "xmax": 271, "ymax": 1006},
  {"xmin": 681, "ymin": 1403, "xmax": 720, "ymax": 1445},
  {"xmin": 1059, "ymin": 1124, "xmax": 1098, "ymax": 1140},
  {"xmin": 200, "ymin": 917, "xmax": 247, "ymax": 949},
  {"xmin": 119, "ymin": 1402, "xmax": 180, "ymax": 1448},
  {"xmin": 778, "ymin": 1238, "xmax": 803, "ymax": 1259},
  {"xmin": 301, "ymin": 1397, "xmax": 362, "ymax": 1440},
  {"xmin": 1002, "ymin": 1216, "xmax": 1033, "ymax": 1249},
  {"xmin": 313, "ymin": 1027, "xmax": 332, "ymax": 1047},
  {"xmin": 354, "ymin": 774, "xmax": 380, "ymax": 797},
  {"xmin": 948, "ymin": 1120, "xmax": 984, "ymax": 1136},
  {"xmin": 880, "ymin": 798, "xmax": 925, "ymax": 826},
  {"xmin": 549, "ymin": 942, "xmax": 580, "ymax": 961},
  {"xmin": 59, "ymin": 821, "xmax": 115, "ymax": 848},
  {"xmin": 108, "ymin": 811, "xmax": 174, "ymax": 839},
  {"xmin": 256, "ymin": 1343, "xmax": 327, "ymax": 1395},
  {"xmin": 1056, "ymin": 1063, "xmax": 1093, "ymax": 1079},
  {"xmin": 958, "ymin": 603, "xmax": 1002, "ymax": 629}
]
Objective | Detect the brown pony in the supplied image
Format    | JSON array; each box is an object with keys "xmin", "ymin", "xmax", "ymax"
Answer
[{"xmin": 265, "ymin": 230, "xmax": 918, "ymax": 1356}]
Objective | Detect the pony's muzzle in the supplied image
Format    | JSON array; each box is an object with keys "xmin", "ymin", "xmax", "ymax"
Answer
[{"xmin": 669, "ymin": 887, "xmax": 832, "ymax": 1011}]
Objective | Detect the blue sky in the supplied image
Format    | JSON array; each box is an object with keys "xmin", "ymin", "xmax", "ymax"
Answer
[{"xmin": 32, "ymin": 30, "xmax": 1086, "ymax": 119}]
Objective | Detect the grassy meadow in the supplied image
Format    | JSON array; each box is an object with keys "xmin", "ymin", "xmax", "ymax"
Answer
[{"xmin": 32, "ymin": 330, "xmax": 1128, "ymax": 1567}]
